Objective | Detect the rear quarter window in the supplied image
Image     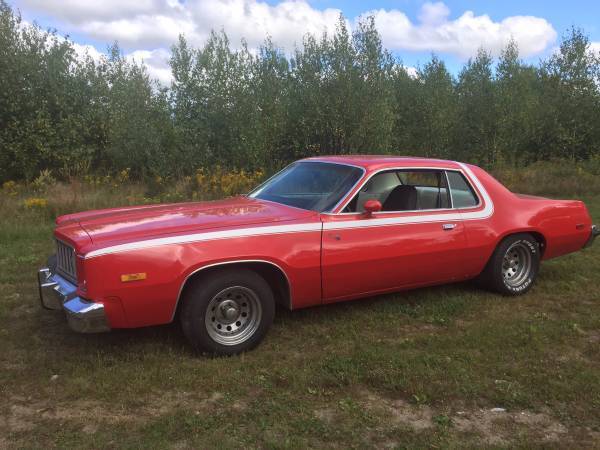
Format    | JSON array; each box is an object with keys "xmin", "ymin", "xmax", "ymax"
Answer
[{"xmin": 446, "ymin": 171, "xmax": 479, "ymax": 208}]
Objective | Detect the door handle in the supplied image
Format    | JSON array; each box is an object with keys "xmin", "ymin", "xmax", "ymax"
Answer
[{"xmin": 442, "ymin": 223, "xmax": 456, "ymax": 230}]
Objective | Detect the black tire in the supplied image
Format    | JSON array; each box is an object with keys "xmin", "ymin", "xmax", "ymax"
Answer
[
  {"xmin": 479, "ymin": 233, "xmax": 540, "ymax": 296},
  {"xmin": 180, "ymin": 269, "xmax": 275, "ymax": 355}
]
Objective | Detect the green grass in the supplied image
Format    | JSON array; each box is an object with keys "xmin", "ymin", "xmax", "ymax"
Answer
[{"xmin": 0, "ymin": 193, "xmax": 599, "ymax": 448}]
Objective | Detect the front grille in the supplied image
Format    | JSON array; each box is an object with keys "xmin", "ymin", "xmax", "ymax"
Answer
[{"xmin": 56, "ymin": 240, "xmax": 77, "ymax": 282}]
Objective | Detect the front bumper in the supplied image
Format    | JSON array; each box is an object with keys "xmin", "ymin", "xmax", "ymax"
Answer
[
  {"xmin": 584, "ymin": 225, "xmax": 599, "ymax": 249},
  {"xmin": 38, "ymin": 267, "xmax": 110, "ymax": 333}
]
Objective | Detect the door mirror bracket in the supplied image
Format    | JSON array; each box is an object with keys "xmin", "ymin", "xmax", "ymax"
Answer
[{"xmin": 363, "ymin": 199, "xmax": 382, "ymax": 217}]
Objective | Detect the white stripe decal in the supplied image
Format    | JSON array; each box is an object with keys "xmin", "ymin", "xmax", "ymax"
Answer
[
  {"xmin": 84, "ymin": 162, "xmax": 493, "ymax": 259},
  {"xmin": 456, "ymin": 161, "xmax": 494, "ymax": 219},
  {"xmin": 85, "ymin": 222, "xmax": 322, "ymax": 259}
]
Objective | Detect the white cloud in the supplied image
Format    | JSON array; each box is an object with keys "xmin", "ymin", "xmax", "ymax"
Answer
[
  {"xmin": 17, "ymin": 0, "xmax": 343, "ymax": 50},
  {"xmin": 16, "ymin": 0, "xmax": 557, "ymax": 59},
  {"xmin": 19, "ymin": 0, "xmax": 173, "ymax": 23},
  {"xmin": 418, "ymin": 1, "xmax": 450, "ymax": 26},
  {"xmin": 14, "ymin": 0, "xmax": 560, "ymax": 84},
  {"xmin": 71, "ymin": 42, "xmax": 104, "ymax": 62},
  {"xmin": 366, "ymin": 3, "xmax": 557, "ymax": 59},
  {"xmin": 590, "ymin": 42, "xmax": 600, "ymax": 55},
  {"xmin": 81, "ymin": 14, "xmax": 197, "ymax": 49},
  {"xmin": 404, "ymin": 66, "xmax": 418, "ymax": 78}
]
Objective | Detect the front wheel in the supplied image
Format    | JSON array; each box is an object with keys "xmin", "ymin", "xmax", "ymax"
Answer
[
  {"xmin": 481, "ymin": 234, "xmax": 540, "ymax": 295},
  {"xmin": 180, "ymin": 269, "xmax": 275, "ymax": 355}
]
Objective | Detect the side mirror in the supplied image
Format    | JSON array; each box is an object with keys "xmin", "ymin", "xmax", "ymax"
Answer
[{"xmin": 363, "ymin": 199, "xmax": 382, "ymax": 217}]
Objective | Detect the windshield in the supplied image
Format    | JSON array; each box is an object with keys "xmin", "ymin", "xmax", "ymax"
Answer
[{"xmin": 249, "ymin": 162, "xmax": 364, "ymax": 212}]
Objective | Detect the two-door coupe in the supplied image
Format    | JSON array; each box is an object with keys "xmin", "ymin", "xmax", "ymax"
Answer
[{"xmin": 38, "ymin": 156, "xmax": 598, "ymax": 354}]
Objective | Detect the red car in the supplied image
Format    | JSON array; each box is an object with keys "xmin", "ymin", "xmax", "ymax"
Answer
[{"xmin": 39, "ymin": 156, "xmax": 598, "ymax": 354}]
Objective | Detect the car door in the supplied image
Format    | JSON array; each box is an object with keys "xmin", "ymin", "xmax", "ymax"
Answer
[{"xmin": 320, "ymin": 168, "xmax": 470, "ymax": 302}]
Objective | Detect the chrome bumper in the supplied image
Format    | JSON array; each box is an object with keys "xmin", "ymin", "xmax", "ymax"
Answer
[
  {"xmin": 584, "ymin": 225, "xmax": 599, "ymax": 249},
  {"xmin": 38, "ymin": 267, "xmax": 110, "ymax": 333}
]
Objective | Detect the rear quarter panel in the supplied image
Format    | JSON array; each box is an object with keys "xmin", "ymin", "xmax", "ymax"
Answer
[{"xmin": 459, "ymin": 166, "xmax": 592, "ymax": 276}]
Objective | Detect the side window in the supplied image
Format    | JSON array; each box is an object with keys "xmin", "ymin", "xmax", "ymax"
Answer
[
  {"xmin": 446, "ymin": 171, "xmax": 479, "ymax": 208},
  {"xmin": 351, "ymin": 171, "xmax": 400, "ymax": 212},
  {"xmin": 344, "ymin": 169, "xmax": 450, "ymax": 212}
]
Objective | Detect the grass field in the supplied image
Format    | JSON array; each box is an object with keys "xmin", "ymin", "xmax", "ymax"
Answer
[{"xmin": 0, "ymin": 184, "xmax": 599, "ymax": 448}]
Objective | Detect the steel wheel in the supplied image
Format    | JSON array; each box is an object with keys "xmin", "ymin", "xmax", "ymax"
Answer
[
  {"xmin": 502, "ymin": 242, "xmax": 533, "ymax": 288},
  {"xmin": 204, "ymin": 285, "xmax": 262, "ymax": 346}
]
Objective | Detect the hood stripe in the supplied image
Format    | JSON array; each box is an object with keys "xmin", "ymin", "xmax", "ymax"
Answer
[{"xmin": 84, "ymin": 222, "xmax": 323, "ymax": 259}]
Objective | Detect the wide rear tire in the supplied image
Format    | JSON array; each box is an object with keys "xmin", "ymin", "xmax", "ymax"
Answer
[
  {"xmin": 180, "ymin": 269, "xmax": 275, "ymax": 355},
  {"xmin": 480, "ymin": 234, "xmax": 540, "ymax": 296}
]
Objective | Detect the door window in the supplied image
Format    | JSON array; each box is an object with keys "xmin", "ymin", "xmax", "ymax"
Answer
[{"xmin": 343, "ymin": 169, "xmax": 450, "ymax": 212}]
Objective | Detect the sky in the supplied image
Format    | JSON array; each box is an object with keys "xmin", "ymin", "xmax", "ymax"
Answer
[{"xmin": 9, "ymin": 0, "xmax": 600, "ymax": 85}]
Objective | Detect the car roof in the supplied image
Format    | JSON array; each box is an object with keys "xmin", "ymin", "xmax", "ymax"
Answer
[{"xmin": 300, "ymin": 155, "xmax": 463, "ymax": 171}]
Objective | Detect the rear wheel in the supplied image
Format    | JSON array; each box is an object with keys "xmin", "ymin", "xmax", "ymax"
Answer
[
  {"xmin": 180, "ymin": 269, "xmax": 275, "ymax": 355},
  {"xmin": 480, "ymin": 234, "xmax": 540, "ymax": 295}
]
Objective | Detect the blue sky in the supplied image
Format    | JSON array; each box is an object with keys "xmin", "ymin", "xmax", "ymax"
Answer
[
  {"xmin": 309, "ymin": 0, "xmax": 600, "ymax": 68},
  {"xmin": 10, "ymin": 0, "xmax": 600, "ymax": 83}
]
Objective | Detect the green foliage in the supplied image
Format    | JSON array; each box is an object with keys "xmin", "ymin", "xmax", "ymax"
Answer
[{"xmin": 1, "ymin": 2, "xmax": 600, "ymax": 182}]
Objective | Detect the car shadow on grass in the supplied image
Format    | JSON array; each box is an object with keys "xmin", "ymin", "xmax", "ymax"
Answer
[{"xmin": 31, "ymin": 280, "xmax": 489, "ymax": 361}]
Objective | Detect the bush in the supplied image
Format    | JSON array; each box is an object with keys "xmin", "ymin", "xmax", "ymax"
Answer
[
  {"xmin": 23, "ymin": 197, "xmax": 47, "ymax": 209},
  {"xmin": 493, "ymin": 159, "xmax": 600, "ymax": 197}
]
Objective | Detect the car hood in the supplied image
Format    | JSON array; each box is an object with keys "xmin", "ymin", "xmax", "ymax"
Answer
[{"xmin": 55, "ymin": 196, "xmax": 316, "ymax": 251}]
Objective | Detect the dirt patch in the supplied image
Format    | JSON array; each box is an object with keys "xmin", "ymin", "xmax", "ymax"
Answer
[
  {"xmin": 1, "ymin": 391, "xmax": 229, "ymax": 434},
  {"xmin": 357, "ymin": 388, "xmax": 434, "ymax": 430},
  {"xmin": 586, "ymin": 330, "xmax": 600, "ymax": 344},
  {"xmin": 353, "ymin": 389, "xmax": 573, "ymax": 445},
  {"xmin": 452, "ymin": 408, "xmax": 567, "ymax": 445},
  {"xmin": 6, "ymin": 404, "xmax": 36, "ymax": 432},
  {"xmin": 314, "ymin": 407, "xmax": 337, "ymax": 423}
]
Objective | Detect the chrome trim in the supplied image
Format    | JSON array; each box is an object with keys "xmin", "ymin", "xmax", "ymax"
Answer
[
  {"xmin": 172, "ymin": 259, "xmax": 293, "ymax": 321},
  {"xmin": 39, "ymin": 267, "xmax": 78, "ymax": 310},
  {"xmin": 444, "ymin": 170, "xmax": 454, "ymax": 209},
  {"xmin": 584, "ymin": 224, "xmax": 599, "ymax": 248},
  {"xmin": 333, "ymin": 166, "xmax": 482, "ymax": 214},
  {"xmin": 331, "ymin": 206, "xmax": 455, "ymax": 216},
  {"xmin": 38, "ymin": 266, "xmax": 110, "ymax": 333},
  {"xmin": 64, "ymin": 297, "xmax": 110, "ymax": 333}
]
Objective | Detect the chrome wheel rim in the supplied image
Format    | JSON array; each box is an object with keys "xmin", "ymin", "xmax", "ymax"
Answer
[
  {"xmin": 205, "ymin": 286, "xmax": 262, "ymax": 346},
  {"xmin": 502, "ymin": 242, "xmax": 532, "ymax": 287}
]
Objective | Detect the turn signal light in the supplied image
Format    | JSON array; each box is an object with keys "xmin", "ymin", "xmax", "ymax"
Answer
[{"xmin": 120, "ymin": 273, "xmax": 147, "ymax": 282}]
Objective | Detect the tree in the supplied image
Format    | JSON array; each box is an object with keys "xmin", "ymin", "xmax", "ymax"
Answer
[
  {"xmin": 456, "ymin": 49, "xmax": 498, "ymax": 164},
  {"xmin": 1, "ymin": 0, "xmax": 600, "ymax": 183},
  {"xmin": 495, "ymin": 40, "xmax": 539, "ymax": 164},
  {"xmin": 416, "ymin": 55, "xmax": 457, "ymax": 159},
  {"xmin": 536, "ymin": 27, "xmax": 600, "ymax": 160}
]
